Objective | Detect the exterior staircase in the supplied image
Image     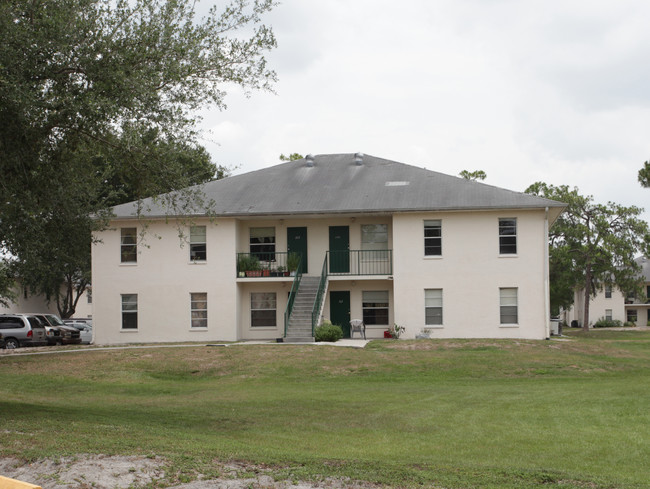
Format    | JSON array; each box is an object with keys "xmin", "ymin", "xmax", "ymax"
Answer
[{"xmin": 285, "ymin": 276, "xmax": 321, "ymax": 342}]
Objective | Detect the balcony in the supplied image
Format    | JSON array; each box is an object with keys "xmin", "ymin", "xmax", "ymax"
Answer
[{"xmin": 236, "ymin": 250, "xmax": 393, "ymax": 278}]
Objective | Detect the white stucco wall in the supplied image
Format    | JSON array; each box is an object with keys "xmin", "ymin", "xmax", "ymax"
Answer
[
  {"xmin": 392, "ymin": 210, "xmax": 550, "ymax": 339},
  {"xmin": 92, "ymin": 218, "xmax": 238, "ymax": 344},
  {"xmin": 92, "ymin": 210, "xmax": 552, "ymax": 344}
]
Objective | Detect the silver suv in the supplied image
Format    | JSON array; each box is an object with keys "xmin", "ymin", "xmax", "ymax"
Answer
[
  {"xmin": 0, "ymin": 314, "xmax": 48, "ymax": 349},
  {"xmin": 29, "ymin": 313, "xmax": 82, "ymax": 345}
]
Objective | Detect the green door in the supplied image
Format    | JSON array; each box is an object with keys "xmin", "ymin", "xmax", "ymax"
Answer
[
  {"xmin": 287, "ymin": 227, "xmax": 308, "ymax": 273},
  {"xmin": 330, "ymin": 291, "xmax": 351, "ymax": 338},
  {"xmin": 329, "ymin": 226, "xmax": 349, "ymax": 273}
]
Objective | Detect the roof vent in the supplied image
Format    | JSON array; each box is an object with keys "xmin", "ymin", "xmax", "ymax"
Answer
[
  {"xmin": 354, "ymin": 152, "xmax": 364, "ymax": 166},
  {"xmin": 306, "ymin": 154, "xmax": 315, "ymax": 167}
]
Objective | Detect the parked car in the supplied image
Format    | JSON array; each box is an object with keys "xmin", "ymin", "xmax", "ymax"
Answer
[
  {"xmin": 28, "ymin": 314, "xmax": 82, "ymax": 345},
  {"xmin": 0, "ymin": 314, "xmax": 48, "ymax": 348},
  {"xmin": 0, "ymin": 333, "xmax": 5, "ymax": 349},
  {"xmin": 64, "ymin": 321, "xmax": 93, "ymax": 344}
]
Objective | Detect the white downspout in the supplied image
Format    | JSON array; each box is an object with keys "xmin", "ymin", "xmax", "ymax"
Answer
[{"xmin": 544, "ymin": 207, "xmax": 550, "ymax": 338}]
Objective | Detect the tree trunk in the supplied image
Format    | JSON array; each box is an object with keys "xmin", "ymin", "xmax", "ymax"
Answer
[{"xmin": 582, "ymin": 267, "xmax": 592, "ymax": 331}]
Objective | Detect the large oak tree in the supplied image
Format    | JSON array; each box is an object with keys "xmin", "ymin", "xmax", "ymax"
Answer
[
  {"xmin": 526, "ymin": 183, "xmax": 649, "ymax": 329},
  {"xmin": 0, "ymin": 0, "xmax": 277, "ymax": 316}
]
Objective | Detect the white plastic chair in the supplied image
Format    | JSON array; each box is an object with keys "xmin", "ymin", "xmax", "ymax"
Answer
[{"xmin": 350, "ymin": 319, "xmax": 366, "ymax": 339}]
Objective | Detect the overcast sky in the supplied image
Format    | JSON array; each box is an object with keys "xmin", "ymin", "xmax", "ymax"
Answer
[{"xmin": 197, "ymin": 0, "xmax": 650, "ymax": 222}]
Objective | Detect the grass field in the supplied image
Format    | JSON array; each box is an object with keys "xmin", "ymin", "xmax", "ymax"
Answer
[{"xmin": 1, "ymin": 329, "xmax": 650, "ymax": 488}]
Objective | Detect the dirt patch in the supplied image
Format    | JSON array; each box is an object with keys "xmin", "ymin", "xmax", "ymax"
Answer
[{"xmin": 0, "ymin": 456, "xmax": 380, "ymax": 489}]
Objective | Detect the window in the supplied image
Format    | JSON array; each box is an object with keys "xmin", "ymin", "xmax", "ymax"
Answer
[
  {"xmin": 627, "ymin": 309, "xmax": 637, "ymax": 323},
  {"xmin": 190, "ymin": 226, "xmax": 207, "ymax": 261},
  {"xmin": 425, "ymin": 289, "xmax": 443, "ymax": 325},
  {"xmin": 87, "ymin": 289, "xmax": 92, "ymax": 304},
  {"xmin": 499, "ymin": 288, "xmax": 518, "ymax": 324},
  {"xmin": 605, "ymin": 286, "xmax": 612, "ymax": 299},
  {"xmin": 120, "ymin": 228, "xmax": 137, "ymax": 263},
  {"xmin": 424, "ymin": 220, "xmax": 442, "ymax": 256},
  {"xmin": 250, "ymin": 227, "xmax": 275, "ymax": 261},
  {"xmin": 605, "ymin": 309, "xmax": 613, "ymax": 321},
  {"xmin": 191, "ymin": 293, "xmax": 208, "ymax": 328},
  {"xmin": 121, "ymin": 294, "xmax": 138, "ymax": 329},
  {"xmin": 362, "ymin": 291, "xmax": 389, "ymax": 325},
  {"xmin": 361, "ymin": 224, "xmax": 388, "ymax": 251},
  {"xmin": 646, "ymin": 285, "xmax": 650, "ymax": 304},
  {"xmin": 498, "ymin": 218, "xmax": 517, "ymax": 255},
  {"xmin": 251, "ymin": 292, "xmax": 276, "ymax": 327}
]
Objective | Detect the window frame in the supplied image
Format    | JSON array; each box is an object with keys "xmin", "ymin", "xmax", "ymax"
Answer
[
  {"xmin": 424, "ymin": 289, "xmax": 443, "ymax": 326},
  {"xmin": 499, "ymin": 287, "xmax": 518, "ymax": 325},
  {"xmin": 605, "ymin": 309, "xmax": 613, "ymax": 321},
  {"xmin": 189, "ymin": 226, "xmax": 207, "ymax": 262},
  {"xmin": 605, "ymin": 285, "xmax": 612, "ymax": 299},
  {"xmin": 250, "ymin": 292, "xmax": 277, "ymax": 328},
  {"xmin": 424, "ymin": 220, "xmax": 442, "ymax": 257},
  {"xmin": 362, "ymin": 290, "xmax": 389, "ymax": 326},
  {"xmin": 250, "ymin": 227, "xmax": 276, "ymax": 262},
  {"xmin": 121, "ymin": 294, "xmax": 138, "ymax": 330},
  {"xmin": 120, "ymin": 228, "xmax": 138, "ymax": 263},
  {"xmin": 190, "ymin": 292, "xmax": 208, "ymax": 328},
  {"xmin": 498, "ymin": 218, "xmax": 517, "ymax": 255},
  {"xmin": 627, "ymin": 309, "xmax": 638, "ymax": 323}
]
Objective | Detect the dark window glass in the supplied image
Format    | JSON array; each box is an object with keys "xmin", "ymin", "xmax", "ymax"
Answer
[
  {"xmin": 424, "ymin": 220, "xmax": 442, "ymax": 256},
  {"xmin": 121, "ymin": 228, "xmax": 137, "ymax": 263},
  {"xmin": 499, "ymin": 218, "xmax": 517, "ymax": 254}
]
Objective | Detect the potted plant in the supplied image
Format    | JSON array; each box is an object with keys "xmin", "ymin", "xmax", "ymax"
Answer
[
  {"xmin": 238, "ymin": 255, "xmax": 261, "ymax": 277},
  {"xmin": 287, "ymin": 252, "xmax": 301, "ymax": 276},
  {"xmin": 271, "ymin": 266, "xmax": 285, "ymax": 277}
]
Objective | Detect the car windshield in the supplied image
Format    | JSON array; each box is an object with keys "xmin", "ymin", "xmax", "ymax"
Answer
[{"xmin": 45, "ymin": 314, "xmax": 65, "ymax": 326}]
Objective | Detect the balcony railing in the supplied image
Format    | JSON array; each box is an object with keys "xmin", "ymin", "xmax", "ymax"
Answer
[
  {"xmin": 237, "ymin": 250, "xmax": 393, "ymax": 277},
  {"xmin": 236, "ymin": 252, "xmax": 301, "ymax": 277},
  {"xmin": 327, "ymin": 250, "xmax": 392, "ymax": 276}
]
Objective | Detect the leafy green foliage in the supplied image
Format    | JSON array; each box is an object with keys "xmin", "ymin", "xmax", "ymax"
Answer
[
  {"xmin": 314, "ymin": 321, "xmax": 343, "ymax": 342},
  {"xmin": 459, "ymin": 169, "xmax": 487, "ymax": 181},
  {"xmin": 640, "ymin": 160, "xmax": 650, "ymax": 188},
  {"xmin": 593, "ymin": 318, "xmax": 623, "ymax": 328},
  {"xmin": 526, "ymin": 182, "xmax": 649, "ymax": 328},
  {"xmin": 279, "ymin": 153, "xmax": 304, "ymax": 161},
  {"xmin": 0, "ymin": 0, "xmax": 276, "ymax": 315}
]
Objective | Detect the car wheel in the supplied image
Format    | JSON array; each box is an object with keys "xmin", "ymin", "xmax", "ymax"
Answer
[{"xmin": 4, "ymin": 338, "xmax": 19, "ymax": 349}]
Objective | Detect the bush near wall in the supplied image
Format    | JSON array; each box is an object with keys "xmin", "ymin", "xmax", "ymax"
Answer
[
  {"xmin": 315, "ymin": 321, "xmax": 343, "ymax": 342},
  {"xmin": 593, "ymin": 318, "xmax": 623, "ymax": 328}
]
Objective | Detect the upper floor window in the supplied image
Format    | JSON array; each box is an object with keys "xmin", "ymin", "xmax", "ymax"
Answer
[
  {"xmin": 191, "ymin": 293, "xmax": 208, "ymax": 328},
  {"xmin": 250, "ymin": 227, "xmax": 275, "ymax": 261},
  {"xmin": 424, "ymin": 220, "xmax": 441, "ymax": 256},
  {"xmin": 499, "ymin": 288, "xmax": 518, "ymax": 324},
  {"xmin": 120, "ymin": 228, "xmax": 137, "ymax": 263},
  {"xmin": 425, "ymin": 289, "xmax": 443, "ymax": 325},
  {"xmin": 605, "ymin": 285, "xmax": 612, "ymax": 298},
  {"xmin": 121, "ymin": 294, "xmax": 138, "ymax": 329},
  {"xmin": 190, "ymin": 226, "xmax": 207, "ymax": 261},
  {"xmin": 498, "ymin": 218, "xmax": 517, "ymax": 255}
]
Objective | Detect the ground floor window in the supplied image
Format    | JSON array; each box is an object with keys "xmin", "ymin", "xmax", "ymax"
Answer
[
  {"xmin": 627, "ymin": 309, "xmax": 637, "ymax": 323},
  {"xmin": 362, "ymin": 291, "xmax": 389, "ymax": 325},
  {"xmin": 499, "ymin": 288, "xmax": 518, "ymax": 324},
  {"xmin": 121, "ymin": 294, "xmax": 138, "ymax": 329},
  {"xmin": 605, "ymin": 309, "xmax": 612, "ymax": 321},
  {"xmin": 425, "ymin": 289, "xmax": 443, "ymax": 325},
  {"xmin": 251, "ymin": 292, "xmax": 277, "ymax": 327},
  {"xmin": 191, "ymin": 293, "xmax": 208, "ymax": 328}
]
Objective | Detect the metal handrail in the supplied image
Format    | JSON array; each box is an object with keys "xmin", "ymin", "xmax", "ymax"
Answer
[
  {"xmin": 283, "ymin": 255, "xmax": 303, "ymax": 337},
  {"xmin": 237, "ymin": 252, "xmax": 297, "ymax": 277},
  {"xmin": 311, "ymin": 255, "xmax": 329, "ymax": 334},
  {"xmin": 327, "ymin": 249, "xmax": 393, "ymax": 275}
]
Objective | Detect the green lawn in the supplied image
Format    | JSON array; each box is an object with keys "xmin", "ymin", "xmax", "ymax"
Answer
[{"xmin": 1, "ymin": 330, "xmax": 650, "ymax": 488}]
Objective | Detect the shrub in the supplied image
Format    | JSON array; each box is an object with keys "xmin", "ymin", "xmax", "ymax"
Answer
[
  {"xmin": 593, "ymin": 317, "xmax": 623, "ymax": 328},
  {"xmin": 315, "ymin": 321, "xmax": 343, "ymax": 342}
]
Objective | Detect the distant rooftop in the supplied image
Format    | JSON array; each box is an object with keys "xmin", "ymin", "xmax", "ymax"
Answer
[{"xmin": 111, "ymin": 153, "xmax": 566, "ymax": 221}]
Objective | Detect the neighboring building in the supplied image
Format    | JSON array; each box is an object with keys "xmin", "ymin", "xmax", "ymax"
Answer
[
  {"xmin": 565, "ymin": 257, "xmax": 650, "ymax": 327},
  {"xmin": 91, "ymin": 153, "xmax": 565, "ymax": 344},
  {"xmin": 0, "ymin": 281, "xmax": 92, "ymax": 318}
]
